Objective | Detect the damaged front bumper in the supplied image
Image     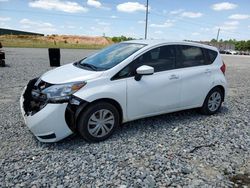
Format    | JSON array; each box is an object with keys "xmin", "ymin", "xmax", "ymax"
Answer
[{"xmin": 20, "ymin": 79, "xmax": 73, "ymax": 142}]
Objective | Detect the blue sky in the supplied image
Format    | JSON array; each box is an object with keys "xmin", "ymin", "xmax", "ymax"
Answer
[{"xmin": 0, "ymin": 0, "xmax": 250, "ymax": 40}]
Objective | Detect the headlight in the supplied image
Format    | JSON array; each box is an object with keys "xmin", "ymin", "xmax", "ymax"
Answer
[{"xmin": 42, "ymin": 82, "xmax": 86, "ymax": 102}]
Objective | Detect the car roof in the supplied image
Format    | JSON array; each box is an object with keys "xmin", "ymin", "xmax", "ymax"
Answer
[{"xmin": 123, "ymin": 39, "xmax": 218, "ymax": 51}]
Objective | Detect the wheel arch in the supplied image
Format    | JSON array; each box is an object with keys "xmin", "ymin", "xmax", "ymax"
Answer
[
  {"xmin": 199, "ymin": 85, "xmax": 225, "ymax": 115},
  {"xmin": 90, "ymin": 98, "xmax": 123, "ymax": 123},
  {"xmin": 76, "ymin": 98, "xmax": 123, "ymax": 126},
  {"xmin": 203, "ymin": 85, "xmax": 225, "ymax": 106},
  {"xmin": 212, "ymin": 85, "xmax": 225, "ymax": 102}
]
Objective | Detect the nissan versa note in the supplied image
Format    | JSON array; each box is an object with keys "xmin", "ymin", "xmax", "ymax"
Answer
[{"xmin": 20, "ymin": 40, "xmax": 227, "ymax": 142}]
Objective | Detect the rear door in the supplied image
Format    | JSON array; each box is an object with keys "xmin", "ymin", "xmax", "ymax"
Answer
[{"xmin": 176, "ymin": 45, "xmax": 214, "ymax": 108}]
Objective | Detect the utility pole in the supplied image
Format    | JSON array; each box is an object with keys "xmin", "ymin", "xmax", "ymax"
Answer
[
  {"xmin": 216, "ymin": 28, "xmax": 220, "ymax": 42},
  {"xmin": 144, "ymin": 0, "xmax": 149, "ymax": 39}
]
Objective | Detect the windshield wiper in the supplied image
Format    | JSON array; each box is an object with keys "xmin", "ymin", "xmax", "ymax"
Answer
[{"xmin": 79, "ymin": 63, "xmax": 98, "ymax": 71}]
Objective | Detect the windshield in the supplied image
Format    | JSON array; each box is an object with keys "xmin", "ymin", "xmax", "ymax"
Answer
[{"xmin": 79, "ymin": 43, "xmax": 145, "ymax": 71}]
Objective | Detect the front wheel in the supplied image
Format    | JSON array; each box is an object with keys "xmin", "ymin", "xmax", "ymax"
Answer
[
  {"xmin": 200, "ymin": 87, "xmax": 223, "ymax": 115},
  {"xmin": 77, "ymin": 102, "xmax": 120, "ymax": 142}
]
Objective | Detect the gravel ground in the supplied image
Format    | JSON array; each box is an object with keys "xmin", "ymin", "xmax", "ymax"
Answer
[{"xmin": 0, "ymin": 48, "xmax": 249, "ymax": 187}]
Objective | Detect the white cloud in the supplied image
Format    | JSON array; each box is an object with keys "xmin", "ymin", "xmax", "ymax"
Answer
[
  {"xmin": 211, "ymin": 2, "xmax": 237, "ymax": 11},
  {"xmin": 154, "ymin": 30, "xmax": 163, "ymax": 34},
  {"xmin": 97, "ymin": 22, "xmax": 110, "ymax": 26},
  {"xmin": 111, "ymin": 15, "xmax": 118, "ymax": 19},
  {"xmin": 117, "ymin": 2, "xmax": 146, "ymax": 13},
  {"xmin": 170, "ymin": 9, "xmax": 184, "ymax": 15},
  {"xmin": 87, "ymin": 0, "xmax": 110, "ymax": 10},
  {"xmin": 101, "ymin": 7, "xmax": 111, "ymax": 11},
  {"xmin": 19, "ymin": 18, "xmax": 56, "ymax": 33},
  {"xmin": 200, "ymin": 27, "xmax": 211, "ymax": 32},
  {"xmin": 20, "ymin": 18, "xmax": 53, "ymax": 27},
  {"xmin": 67, "ymin": 25, "xmax": 76, "ymax": 29},
  {"xmin": 168, "ymin": 9, "xmax": 202, "ymax": 19},
  {"xmin": 219, "ymin": 25, "xmax": 237, "ymax": 31},
  {"xmin": 90, "ymin": 25, "xmax": 110, "ymax": 35},
  {"xmin": 192, "ymin": 32, "xmax": 200, "ymax": 36},
  {"xmin": 138, "ymin": 20, "xmax": 145, "ymax": 24},
  {"xmin": 0, "ymin": 22, "xmax": 12, "ymax": 29},
  {"xmin": 150, "ymin": 20, "xmax": 174, "ymax": 28},
  {"xmin": 181, "ymin": 12, "xmax": 203, "ymax": 18},
  {"xmin": 129, "ymin": 26, "xmax": 135, "ymax": 30},
  {"xmin": 162, "ymin": 9, "xmax": 168, "ymax": 15},
  {"xmin": 224, "ymin": 21, "xmax": 239, "ymax": 26},
  {"xmin": 29, "ymin": 0, "xmax": 88, "ymax": 13},
  {"xmin": 0, "ymin": 17, "xmax": 11, "ymax": 21},
  {"xmin": 229, "ymin": 14, "xmax": 250, "ymax": 20},
  {"xmin": 214, "ymin": 21, "xmax": 239, "ymax": 32},
  {"xmin": 201, "ymin": 20, "xmax": 239, "ymax": 35},
  {"xmin": 87, "ymin": 0, "xmax": 101, "ymax": 8}
]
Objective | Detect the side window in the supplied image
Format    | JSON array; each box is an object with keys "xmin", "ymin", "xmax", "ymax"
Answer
[
  {"xmin": 112, "ymin": 45, "xmax": 176, "ymax": 80},
  {"xmin": 111, "ymin": 59, "xmax": 140, "ymax": 80},
  {"xmin": 149, "ymin": 47, "xmax": 160, "ymax": 60},
  {"xmin": 206, "ymin": 49, "xmax": 218, "ymax": 64},
  {"xmin": 176, "ymin": 45, "xmax": 206, "ymax": 68},
  {"xmin": 138, "ymin": 45, "xmax": 176, "ymax": 72}
]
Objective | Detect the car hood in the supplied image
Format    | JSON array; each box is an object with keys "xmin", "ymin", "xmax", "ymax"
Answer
[{"xmin": 41, "ymin": 63, "xmax": 103, "ymax": 84}]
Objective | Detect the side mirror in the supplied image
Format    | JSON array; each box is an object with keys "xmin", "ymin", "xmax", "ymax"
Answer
[{"xmin": 135, "ymin": 65, "xmax": 154, "ymax": 81}]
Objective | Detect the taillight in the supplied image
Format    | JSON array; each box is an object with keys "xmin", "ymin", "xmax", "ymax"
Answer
[{"xmin": 220, "ymin": 62, "xmax": 226, "ymax": 75}]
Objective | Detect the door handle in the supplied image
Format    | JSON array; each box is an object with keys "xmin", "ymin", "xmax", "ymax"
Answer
[
  {"xmin": 204, "ymin": 69, "xmax": 211, "ymax": 74},
  {"xmin": 169, "ymin": 74, "xmax": 179, "ymax": 80}
]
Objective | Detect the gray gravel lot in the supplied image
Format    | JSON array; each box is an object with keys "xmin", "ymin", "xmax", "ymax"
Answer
[{"xmin": 0, "ymin": 48, "xmax": 250, "ymax": 187}]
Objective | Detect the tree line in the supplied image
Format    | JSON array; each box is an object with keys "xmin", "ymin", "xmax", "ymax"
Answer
[
  {"xmin": 111, "ymin": 36, "xmax": 134, "ymax": 43},
  {"xmin": 211, "ymin": 39, "xmax": 250, "ymax": 51}
]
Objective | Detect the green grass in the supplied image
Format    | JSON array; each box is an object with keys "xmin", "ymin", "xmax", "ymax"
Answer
[{"xmin": 0, "ymin": 36, "xmax": 109, "ymax": 49}]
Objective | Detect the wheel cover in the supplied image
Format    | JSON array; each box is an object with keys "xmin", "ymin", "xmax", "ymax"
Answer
[
  {"xmin": 87, "ymin": 109, "xmax": 115, "ymax": 138},
  {"xmin": 208, "ymin": 91, "xmax": 222, "ymax": 112}
]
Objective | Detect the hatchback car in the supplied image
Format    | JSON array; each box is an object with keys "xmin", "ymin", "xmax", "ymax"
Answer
[{"xmin": 20, "ymin": 40, "xmax": 227, "ymax": 142}]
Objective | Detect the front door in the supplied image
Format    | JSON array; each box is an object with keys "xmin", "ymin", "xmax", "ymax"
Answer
[{"xmin": 125, "ymin": 45, "xmax": 182, "ymax": 120}]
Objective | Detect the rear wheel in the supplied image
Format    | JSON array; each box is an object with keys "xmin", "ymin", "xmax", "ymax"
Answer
[
  {"xmin": 200, "ymin": 87, "xmax": 223, "ymax": 115},
  {"xmin": 77, "ymin": 102, "xmax": 120, "ymax": 142}
]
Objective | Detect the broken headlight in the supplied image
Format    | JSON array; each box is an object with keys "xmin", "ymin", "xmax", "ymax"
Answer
[{"xmin": 42, "ymin": 82, "xmax": 86, "ymax": 102}]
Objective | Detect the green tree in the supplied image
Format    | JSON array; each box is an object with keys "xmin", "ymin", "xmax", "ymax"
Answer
[
  {"xmin": 111, "ymin": 35, "xmax": 134, "ymax": 43},
  {"xmin": 211, "ymin": 39, "xmax": 217, "ymax": 43}
]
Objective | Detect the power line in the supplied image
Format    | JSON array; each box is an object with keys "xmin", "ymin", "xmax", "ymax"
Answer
[
  {"xmin": 0, "ymin": 8, "xmax": 138, "ymax": 22},
  {"xmin": 149, "ymin": 10, "xmax": 250, "ymax": 37},
  {"xmin": 1, "ymin": 8, "xmax": 249, "ymax": 39}
]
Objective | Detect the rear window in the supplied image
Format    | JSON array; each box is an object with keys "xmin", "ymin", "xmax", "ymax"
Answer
[{"xmin": 207, "ymin": 49, "xmax": 218, "ymax": 64}]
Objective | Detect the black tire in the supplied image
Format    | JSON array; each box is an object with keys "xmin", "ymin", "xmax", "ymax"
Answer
[
  {"xmin": 77, "ymin": 102, "xmax": 120, "ymax": 142},
  {"xmin": 199, "ymin": 87, "xmax": 223, "ymax": 115}
]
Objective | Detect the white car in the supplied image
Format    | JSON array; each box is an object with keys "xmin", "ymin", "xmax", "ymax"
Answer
[
  {"xmin": 225, "ymin": 50, "xmax": 238, "ymax": 55},
  {"xmin": 20, "ymin": 40, "xmax": 227, "ymax": 142}
]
